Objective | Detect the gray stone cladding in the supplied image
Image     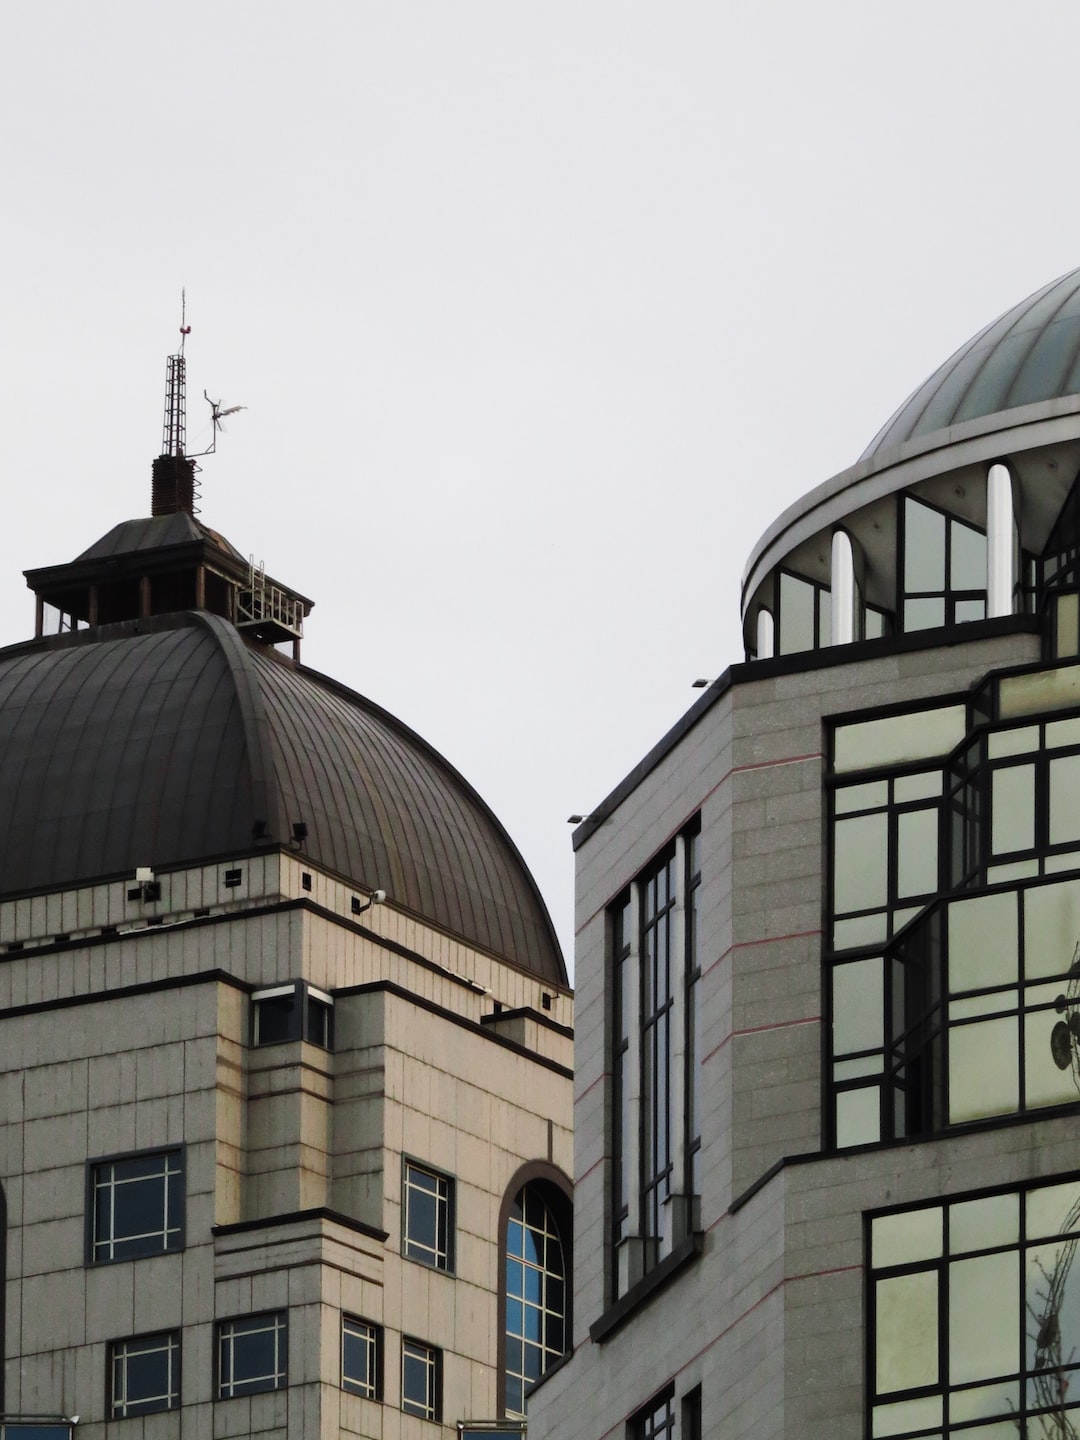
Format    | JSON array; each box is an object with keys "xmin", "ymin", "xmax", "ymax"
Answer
[{"xmin": 532, "ymin": 629, "xmax": 1041, "ymax": 1440}]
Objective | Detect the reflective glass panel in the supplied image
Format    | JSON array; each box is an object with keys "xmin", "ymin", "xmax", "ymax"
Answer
[
  {"xmin": 1027, "ymin": 1179, "xmax": 1080, "ymax": 1241},
  {"xmin": 991, "ymin": 764, "xmax": 1036, "ymax": 855},
  {"xmin": 948, "ymin": 1016, "xmax": 1018, "ymax": 1122},
  {"xmin": 987, "ymin": 725, "xmax": 1039, "ymax": 759},
  {"xmin": 832, "ymin": 957, "xmax": 884, "ymax": 1054},
  {"xmin": 949, "ymin": 1193, "xmax": 1019, "ymax": 1254},
  {"xmin": 952, "ymin": 516, "xmax": 987, "ymax": 590},
  {"xmin": 875, "ymin": 1270, "xmax": 939, "ymax": 1392},
  {"xmin": 835, "ymin": 1085, "xmax": 879, "ymax": 1147},
  {"xmin": 1025, "ymin": 1005, "xmax": 1080, "ymax": 1110},
  {"xmin": 834, "ymin": 706, "xmax": 966, "ymax": 773},
  {"xmin": 947, "ymin": 891, "xmax": 1018, "ymax": 993},
  {"xmin": 896, "ymin": 807, "xmax": 938, "ymax": 897},
  {"xmin": 1024, "ymin": 880, "xmax": 1080, "ymax": 980},
  {"xmin": 905, "ymin": 499, "xmax": 946, "ymax": 592},
  {"xmin": 949, "ymin": 1251, "xmax": 1018, "ymax": 1383},
  {"xmin": 872, "ymin": 1207, "xmax": 943, "ymax": 1267},
  {"xmin": 779, "ymin": 572, "xmax": 816, "ymax": 655},
  {"xmin": 894, "ymin": 770, "xmax": 942, "ymax": 802},
  {"xmin": 905, "ymin": 597, "xmax": 946, "ymax": 631},
  {"xmin": 1026, "ymin": 1238, "xmax": 1080, "ymax": 1375},
  {"xmin": 834, "ymin": 812, "xmax": 888, "ymax": 914},
  {"xmin": 1050, "ymin": 753, "xmax": 1080, "ymax": 845},
  {"xmin": 835, "ymin": 780, "xmax": 889, "ymax": 815}
]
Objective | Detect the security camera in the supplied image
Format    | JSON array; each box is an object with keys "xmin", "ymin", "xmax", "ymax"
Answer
[{"xmin": 373, "ymin": 889, "xmax": 386, "ymax": 905}]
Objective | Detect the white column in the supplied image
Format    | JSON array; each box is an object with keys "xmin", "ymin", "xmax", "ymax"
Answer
[
  {"xmin": 831, "ymin": 529, "xmax": 856, "ymax": 645},
  {"xmin": 987, "ymin": 462, "xmax": 1016, "ymax": 618},
  {"xmin": 756, "ymin": 607, "xmax": 775, "ymax": 659}
]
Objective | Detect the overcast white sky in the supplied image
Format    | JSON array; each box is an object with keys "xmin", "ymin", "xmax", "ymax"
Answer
[{"xmin": 4, "ymin": 2, "xmax": 1080, "ymax": 973}]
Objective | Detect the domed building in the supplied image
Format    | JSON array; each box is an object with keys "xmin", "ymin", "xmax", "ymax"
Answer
[
  {"xmin": 0, "ymin": 344, "xmax": 572, "ymax": 1437},
  {"xmin": 533, "ymin": 268, "xmax": 1080, "ymax": 1440}
]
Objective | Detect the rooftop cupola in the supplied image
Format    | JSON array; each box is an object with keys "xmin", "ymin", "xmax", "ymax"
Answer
[{"xmin": 24, "ymin": 309, "xmax": 313, "ymax": 657}]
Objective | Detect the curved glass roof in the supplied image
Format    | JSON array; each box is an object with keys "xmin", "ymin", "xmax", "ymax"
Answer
[
  {"xmin": 863, "ymin": 267, "xmax": 1080, "ymax": 460},
  {"xmin": 0, "ymin": 612, "xmax": 565, "ymax": 984}
]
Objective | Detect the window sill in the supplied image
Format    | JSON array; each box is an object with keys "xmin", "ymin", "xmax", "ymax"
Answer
[{"xmin": 589, "ymin": 1231, "xmax": 703, "ymax": 1344}]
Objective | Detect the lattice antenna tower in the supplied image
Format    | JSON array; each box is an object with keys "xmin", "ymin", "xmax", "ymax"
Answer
[{"xmin": 162, "ymin": 290, "xmax": 192, "ymax": 460}]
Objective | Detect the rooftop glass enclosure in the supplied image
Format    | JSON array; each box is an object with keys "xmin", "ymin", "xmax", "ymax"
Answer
[{"xmin": 742, "ymin": 267, "xmax": 1080, "ymax": 662}]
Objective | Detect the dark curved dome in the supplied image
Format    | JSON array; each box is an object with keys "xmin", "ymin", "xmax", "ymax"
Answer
[
  {"xmin": 864, "ymin": 267, "xmax": 1080, "ymax": 460},
  {"xmin": 0, "ymin": 610, "xmax": 565, "ymax": 984}
]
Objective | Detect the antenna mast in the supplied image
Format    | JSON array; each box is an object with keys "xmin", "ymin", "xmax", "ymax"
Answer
[{"xmin": 161, "ymin": 291, "xmax": 192, "ymax": 459}]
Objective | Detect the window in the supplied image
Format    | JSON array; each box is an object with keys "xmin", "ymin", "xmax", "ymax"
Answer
[
  {"xmin": 902, "ymin": 494, "xmax": 986, "ymax": 631},
  {"xmin": 89, "ymin": 1149, "xmax": 183, "ymax": 1263},
  {"xmin": 777, "ymin": 569, "xmax": 831, "ymax": 655},
  {"xmin": 611, "ymin": 822, "xmax": 701, "ymax": 1295},
  {"xmin": 342, "ymin": 1316, "xmax": 381, "ymax": 1399},
  {"xmin": 827, "ymin": 697, "xmax": 1080, "ymax": 1148},
  {"xmin": 869, "ymin": 1176, "xmax": 1080, "ymax": 1438},
  {"xmin": 251, "ymin": 981, "xmax": 333, "ymax": 1048},
  {"xmin": 681, "ymin": 1386, "xmax": 702, "ymax": 1440},
  {"xmin": 403, "ymin": 1161, "xmax": 453, "ymax": 1271},
  {"xmin": 629, "ymin": 1387, "xmax": 675, "ymax": 1438},
  {"xmin": 504, "ymin": 1185, "xmax": 567, "ymax": 1418},
  {"xmin": 401, "ymin": 1338, "xmax": 440, "ymax": 1420},
  {"xmin": 110, "ymin": 1330, "xmax": 180, "ymax": 1416},
  {"xmin": 216, "ymin": 1312, "xmax": 287, "ymax": 1398}
]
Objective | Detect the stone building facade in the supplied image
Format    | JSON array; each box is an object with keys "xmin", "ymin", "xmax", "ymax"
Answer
[
  {"xmin": 533, "ymin": 267, "xmax": 1080, "ymax": 1439},
  {"xmin": 0, "ymin": 361, "xmax": 573, "ymax": 1439}
]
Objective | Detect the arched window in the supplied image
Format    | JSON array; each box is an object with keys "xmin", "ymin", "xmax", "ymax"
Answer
[{"xmin": 500, "ymin": 1169, "xmax": 572, "ymax": 1419}]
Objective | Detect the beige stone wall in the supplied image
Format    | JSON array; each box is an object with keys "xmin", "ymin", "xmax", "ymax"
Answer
[{"xmin": 0, "ymin": 859, "xmax": 573, "ymax": 1438}]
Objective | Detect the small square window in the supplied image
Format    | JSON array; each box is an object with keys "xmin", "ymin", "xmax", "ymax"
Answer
[
  {"xmin": 223, "ymin": 868, "xmax": 242, "ymax": 889},
  {"xmin": 89, "ymin": 1149, "xmax": 184, "ymax": 1263},
  {"xmin": 252, "ymin": 982, "xmax": 334, "ymax": 1048},
  {"xmin": 252, "ymin": 986, "xmax": 300, "ymax": 1045},
  {"xmin": 216, "ymin": 1311, "xmax": 288, "ymax": 1398},
  {"xmin": 403, "ymin": 1160, "xmax": 453, "ymax": 1271},
  {"xmin": 110, "ymin": 1330, "xmax": 180, "ymax": 1416},
  {"xmin": 401, "ymin": 1337, "xmax": 440, "ymax": 1419},
  {"xmin": 342, "ymin": 1315, "xmax": 381, "ymax": 1399}
]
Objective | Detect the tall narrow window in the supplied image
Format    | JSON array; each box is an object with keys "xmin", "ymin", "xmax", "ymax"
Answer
[
  {"xmin": 342, "ymin": 1316, "xmax": 381, "ymax": 1399},
  {"xmin": 403, "ymin": 1160, "xmax": 453, "ymax": 1271},
  {"xmin": 401, "ymin": 1338, "xmax": 440, "ymax": 1420},
  {"xmin": 611, "ymin": 820, "xmax": 702, "ymax": 1296},
  {"xmin": 685, "ymin": 831, "xmax": 702, "ymax": 1199},
  {"xmin": 640, "ymin": 852, "xmax": 676, "ymax": 1249},
  {"xmin": 504, "ymin": 1184, "xmax": 567, "ymax": 1418}
]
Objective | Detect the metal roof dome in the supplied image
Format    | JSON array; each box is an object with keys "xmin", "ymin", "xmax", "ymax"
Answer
[
  {"xmin": 864, "ymin": 266, "xmax": 1080, "ymax": 460},
  {"xmin": 0, "ymin": 612, "xmax": 565, "ymax": 986}
]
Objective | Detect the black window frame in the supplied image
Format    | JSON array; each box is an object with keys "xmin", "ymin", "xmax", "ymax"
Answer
[
  {"xmin": 610, "ymin": 820, "xmax": 702, "ymax": 1292},
  {"xmin": 341, "ymin": 1314, "xmax": 382, "ymax": 1400},
  {"xmin": 402, "ymin": 1158, "xmax": 455, "ymax": 1272},
  {"xmin": 628, "ymin": 1384, "xmax": 675, "ymax": 1439},
  {"xmin": 503, "ymin": 1182, "xmax": 568, "ymax": 1418},
  {"xmin": 109, "ymin": 1329, "xmax": 181, "ymax": 1417},
  {"xmin": 215, "ymin": 1310, "xmax": 288, "ymax": 1399},
  {"xmin": 86, "ymin": 1146, "xmax": 185, "ymax": 1265},
  {"xmin": 900, "ymin": 492, "xmax": 988, "ymax": 633},
  {"xmin": 867, "ymin": 1173, "xmax": 1080, "ymax": 1439},
  {"xmin": 401, "ymin": 1336, "xmax": 441, "ymax": 1420}
]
